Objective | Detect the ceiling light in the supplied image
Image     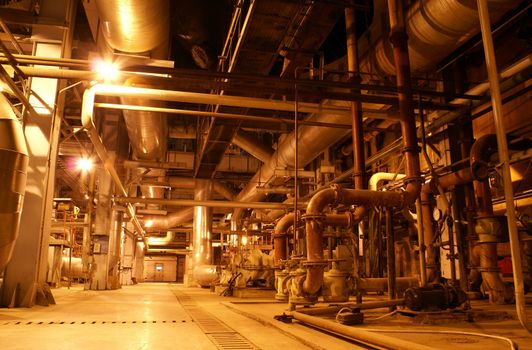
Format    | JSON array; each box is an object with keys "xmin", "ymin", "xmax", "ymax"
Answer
[
  {"xmin": 145, "ymin": 219, "xmax": 153, "ymax": 228},
  {"xmin": 94, "ymin": 60, "xmax": 119, "ymax": 81},
  {"xmin": 77, "ymin": 157, "xmax": 93, "ymax": 172}
]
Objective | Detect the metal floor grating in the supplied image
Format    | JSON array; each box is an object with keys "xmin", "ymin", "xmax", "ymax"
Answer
[{"xmin": 172, "ymin": 289, "xmax": 258, "ymax": 349}]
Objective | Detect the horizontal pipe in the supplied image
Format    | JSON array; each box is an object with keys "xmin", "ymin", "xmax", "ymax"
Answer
[
  {"xmin": 296, "ymin": 299, "xmax": 405, "ymax": 316},
  {"xmin": 291, "ymin": 311, "xmax": 435, "ymax": 350},
  {"xmin": 94, "ymin": 102, "xmax": 395, "ymax": 127},
  {"xmin": 115, "ymin": 197, "xmax": 307, "ymax": 210}
]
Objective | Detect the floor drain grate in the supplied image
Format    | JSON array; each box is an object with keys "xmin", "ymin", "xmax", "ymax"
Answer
[{"xmin": 172, "ymin": 289, "xmax": 259, "ymax": 349}]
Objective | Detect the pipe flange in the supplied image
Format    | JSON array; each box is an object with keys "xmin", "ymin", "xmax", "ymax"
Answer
[{"xmin": 302, "ymin": 213, "xmax": 326, "ymax": 221}]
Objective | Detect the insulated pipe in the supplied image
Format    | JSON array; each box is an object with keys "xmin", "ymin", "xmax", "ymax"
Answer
[
  {"xmin": 0, "ymin": 94, "xmax": 28, "ymax": 273},
  {"xmin": 95, "ymin": 0, "xmax": 170, "ymax": 207},
  {"xmin": 232, "ymin": 130, "xmax": 273, "ymax": 163},
  {"xmin": 193, "ymin": 179, "xmax": 213, "ymax": 267},
  {"xmin": 291, "ymin": 311, "xmax": 435, "ymax": 350},
  {"xmin": 274, "ymin": 213, "xmax": 296, "ymax": 267},
  {"xmin": 368, "ymin": 172, "xmax": 406, "ymax": 190},
  {"xmin": 362, "ymin": 0, "xmax": 521, "ymax": 76},
  {"xmin": 116, "ymin": 197, "xmax": 307, "ymax": 210},
  {"xmin": 146, "ymin": 232, "xmax": 175, "ymax": 245},
  {"xmin": 143, "ymin": 207, "xmax": 194, "ymax": 230}
]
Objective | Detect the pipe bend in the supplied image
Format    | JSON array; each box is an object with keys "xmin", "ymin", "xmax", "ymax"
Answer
[
  {"xmin": 470, "ymin": 134, "xmax": 497, "ymax": 180},
  {"xmin": 274, "ymin": 213, "xmax": 296, "ymax": 267}
]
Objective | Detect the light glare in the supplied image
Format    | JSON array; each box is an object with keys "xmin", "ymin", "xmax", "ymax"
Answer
[
  {"xmin": 94, "ymin": 60, "xmax": 119, "ymax": 81},
  {"xmin": 77, "ymin": 158, "xmax": 93, "ymax": 172},
  {"xmin": 145, "ymin": 220, "xmax": 153, "ymax": 228}
]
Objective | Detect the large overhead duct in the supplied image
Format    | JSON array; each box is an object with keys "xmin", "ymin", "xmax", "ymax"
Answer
[
  {"xmin": 232, "ymin": 0, "xmax": 521, "ymax": 223},
  {"xmin": 95, "ymin": 0, "xmax": 170, "ymax": 202},
  {"xmin": 0, "ymin": 94, "xmax": 28, "ymax": 273}
]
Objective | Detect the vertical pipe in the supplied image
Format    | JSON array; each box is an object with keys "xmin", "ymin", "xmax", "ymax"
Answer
[
  {"xmin": 193, "ymin": 179, "xmax": 213, "ymax": 267},
  {"xmin": 415, "ymin": 199, "xmax": 428, "ymax": 286},
  {"xmin": 451, "ymin": 190, "xmax": 469, "ymax": 291},
  {"xmin": 386, "ymin": 208, "xmax": 396, "ymax": 310},
  {"xmin": 446, "ymin": 215, "xmax": 457, "ymax": 283},
  {"xmin": 345, "ymin": 7, "xmax": 366, "ymax": 192},
  {"xmin": 82, "ymin": 170, "xmax": 95, "ymax": 274},
  {"xmin": 476, "ymin": 0, "xmax": 531, "ymax": 333}
]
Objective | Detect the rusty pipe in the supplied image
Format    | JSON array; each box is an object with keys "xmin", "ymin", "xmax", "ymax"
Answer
[{"xmin": 274, "ymin": 213, "xmax": 296, "ymax": 268}]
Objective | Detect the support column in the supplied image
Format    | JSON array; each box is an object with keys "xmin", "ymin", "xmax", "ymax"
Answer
[
  {"xmin": 0, "ymin": 0, "xmax": 75, "ymax": 306},
  {"xmin": 85, "ymin": 167, "xmax": 113, "ymax": 290}
]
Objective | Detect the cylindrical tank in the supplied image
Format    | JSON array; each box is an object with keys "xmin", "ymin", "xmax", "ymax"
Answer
[{"xmin": 0, "ymin": 94, "xmax": 29, "ymax": 273}]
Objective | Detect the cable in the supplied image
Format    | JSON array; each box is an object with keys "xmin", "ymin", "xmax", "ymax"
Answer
[{"xmin": 365, "ymin": 328, "xmax": 517, "ymax": 350}]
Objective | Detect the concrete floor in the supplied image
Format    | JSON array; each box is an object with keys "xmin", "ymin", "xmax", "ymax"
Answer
[{"xmin": 0, "ymin": 283, "xmax": 531, "ymax": 349}]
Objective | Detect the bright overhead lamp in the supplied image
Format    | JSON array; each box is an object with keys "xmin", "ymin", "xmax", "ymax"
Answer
[
  {"xmin": 77, "ymin": 157, "xmax": 93, "ymax": 172},
  {"xmin": 94, "ymin": 59, "xmax": 120, "ymax": 82},
  {"xmin": 145, "ymin": 220, "xmax": 154, "ymax": 228}
]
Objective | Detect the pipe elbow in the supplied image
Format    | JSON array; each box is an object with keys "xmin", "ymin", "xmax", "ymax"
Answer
[
  {"xmin": 470, "ymin": 134, "xmax": 497, "ymax": 180},
  {"xmin": 306, "ymin": 187, "xmax": 338, "ymax": 215}
]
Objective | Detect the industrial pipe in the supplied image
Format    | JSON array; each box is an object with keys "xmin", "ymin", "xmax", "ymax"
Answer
[
  {"xmin": 300, "ymin": 0, "xmax": 422, "ymax": 298},
  {"xmin": 0, "ymin": 94, "xmax": 28, "ymax": 273},
  {"xmin": 115, "ymin": 196, "xmax": 307, "ymax": 210},
  {"xmin": 291, "ymin": 311, "xmax": 435, "ymax": 350},
  {"xmin": 232, "ymin": 130, "xmax": 273, "ymax": 163},
  {"xmin": 274, "ymin": 213, "xmax": 296, "ymax": 268},
  {"xmin": 470, "ymin": 134, "xmax": 514, "ymax": 304}
]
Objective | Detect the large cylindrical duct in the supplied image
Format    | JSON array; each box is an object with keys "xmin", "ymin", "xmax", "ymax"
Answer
[
  {"xmin": 193, "ymin": 179, "xmax": 213, "ymax": 267},
  {"xmin": 0, "ymin": 94, "xmax": 29, "ymax": 273},
  {"xmin": 95, "ymin": 0, "xmax": 170, "ymax": 205},
  {"xmin": 232, "ymin": 130, "xmax": 273, "ymax": 163},
  {"xmin": 361, "ymin": 0, "xmax": 521, "ymax": 76}
]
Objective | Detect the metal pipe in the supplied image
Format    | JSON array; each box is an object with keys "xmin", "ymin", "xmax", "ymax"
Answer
[
  {"xmin": 274, "ymin": 213, "xmax": 296, "ymax": 268},
  {"xmin": 470, "ymin": 134, "xmax": 514, "ymax": 303},
  {"xmin": 193, "ymin": 179, "xmax": 213, "ymax": 267},
  {"xmin": 0, "ymin": 94, "xmax": 29, "ymax": 272},
  {"xmin": 296, "ymin": 299, "xmax": 405, "ymax": 316},
  {"xmin": 144, "ymin": 207, "xmax": 194, "ymax": 230},
  {"xmin": 420, "ymin": 187, "xmax": 438, "ymax": 282},
  {"xmin": 115, "ymin": 196, "xmax": 307, "ymax": 210},
  {"xmin": 232, "ymin": 129, "xmax": 273, "ymax": 163},
  {"xmin": 291, "ymin": 311, "xmax": 435, "ymax": 350},
  {"xmin": 345, "ymin": 7, "xmax": 366, "ymax": 193},
  {"xmin": 368, "ymin": 172, "xmax": 406, "ymax": 191},
  {"xmin": 386, "ymin": 208, "xmax": 396, "ymax": 306}
]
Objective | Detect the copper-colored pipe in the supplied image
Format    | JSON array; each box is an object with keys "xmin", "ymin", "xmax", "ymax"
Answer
[
  {"xmin": 274, "ymin": 213, "xmax": 295, "ymax": 268},
  {"xmin": 470, "ymin": 134, "xmax": 513, "ymax": 303},
  {"xmin": 471, "ymin": 134, "xmax": 497, "ymax": 180}
]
